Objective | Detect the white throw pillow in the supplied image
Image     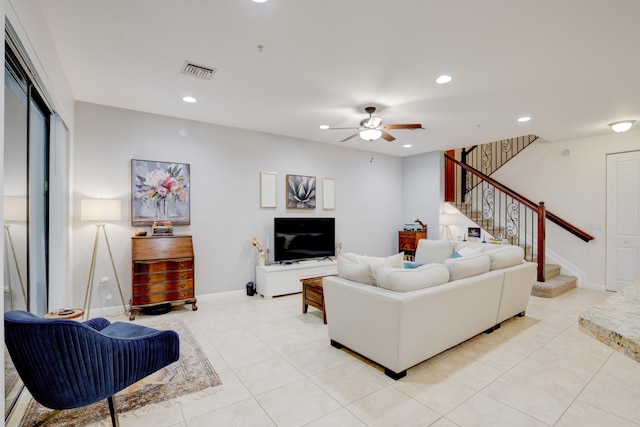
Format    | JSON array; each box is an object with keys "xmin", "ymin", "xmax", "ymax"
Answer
[
  {"xmin": 337, "ymin": 253, "xmax": 375, "ymax": 285},
  {"xmin": 456, "ymin": 246, "xmax": 484, "ymax": 257},
  {"xmin": 443, "ymin": 253, "xmax": 491, "ymax": 281},
  {"xmin": 377, "ymin": 264, "xmax": 450, "ymax": 292},
  {"xmin": 337, "ymin": 252, "xmax": 405, "ymax": 286},
  {"xmin": 353, "ymin": 252, "xmax": 405, "ymax": 286},
  {"xmin": 487, "ymin": 245, "xmax": 524, "ymax": 270},
  {"xmin": 414, "ymin": 240, "xmax": 455, "ymax": 264}
]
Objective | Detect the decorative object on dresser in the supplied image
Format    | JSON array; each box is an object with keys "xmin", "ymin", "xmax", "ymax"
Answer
[
  {"xmin": 130, "ymin": 235, "xmax": 197, "ymax": 320},
  {"xmin": 131, "ymin": 159, "xmax": 190, "ymax": 226},
  {"xmin": 398, "ymin": 229, "xmax": 427, "ymax": 261},
  {"xmin": 80, "ymin": 198, "xmax": 128, "ymax": 319}
]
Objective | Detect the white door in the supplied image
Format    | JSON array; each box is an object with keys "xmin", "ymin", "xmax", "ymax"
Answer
[{"xmin": 606, "ymin": 151, "xmax": 640, "ymax": 291}]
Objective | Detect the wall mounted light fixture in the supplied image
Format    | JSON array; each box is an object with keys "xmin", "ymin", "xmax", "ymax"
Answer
[{"xmin": 609, "ymin": 120, "xmax": 635, "ymax": 133}]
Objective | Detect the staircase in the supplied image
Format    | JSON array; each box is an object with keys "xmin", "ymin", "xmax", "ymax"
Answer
[{"xmin": 445, "ymin": 136, "xmax": 593, "ymax": 298}]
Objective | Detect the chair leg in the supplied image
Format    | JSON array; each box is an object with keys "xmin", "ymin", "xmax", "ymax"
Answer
[
  {"xmin": 34, "ymin": 409, "xmax": 62, "ymax": 427},
  {"xmin": 107, "ymin": 395, "xmax": 120, "ymax": 427}
]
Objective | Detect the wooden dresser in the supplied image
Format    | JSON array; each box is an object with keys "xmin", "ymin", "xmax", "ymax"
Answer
[
  {"xmin": 130, "ymin": 235, "xmax": 197, "ymax": 320},
  {"xmin": 398, "ymin": 229, "xmax": 427, "ymax": 261}
]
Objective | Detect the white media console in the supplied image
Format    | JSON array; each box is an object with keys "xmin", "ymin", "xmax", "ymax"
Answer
[{"xmin": 255, "ymin": 259, "xmax": 338, "ymax": 299}]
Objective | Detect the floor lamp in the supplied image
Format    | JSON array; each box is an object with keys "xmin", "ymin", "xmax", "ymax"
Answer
[
  {"xmin": 439, "ymin": 213, "xmax": 456, "ymax": 241},
  {"xmin": 4, "ymin": 197, "xmax": 27, "ymax": 309},
  {"xmin": 81, "ymin": 199, "xmax": 127, "ymax": 319}
]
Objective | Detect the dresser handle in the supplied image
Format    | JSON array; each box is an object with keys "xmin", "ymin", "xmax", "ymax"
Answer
[
  {"xmin": 179, "ymin": 283, "xmax": 186, "ymax": 288},
  {"xmin": 179, "ymin": 293, "xmax": 186, "ymax": 298},
  {"xmin": 144, "ymin": 298, "xmax": 150, "ymax": 303},
  {"xmin": 145, "ymin": 287, "xmax": 151, "ymax": 292},
  {"xmin": 144, "ymin": 277, "xmax": 150, "ymax": 282},
  {"xmin": 180, "ymin": 273, "xmax": 186, "ymax": 279},
  {"xmin": 179, "ymin": 263, "xmax": 185, "ymax": 268}
]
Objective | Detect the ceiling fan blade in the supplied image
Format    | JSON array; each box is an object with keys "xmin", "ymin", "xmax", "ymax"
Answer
[
  {"xmin": 380, "ymin": 130, "xmax": 396, "ymax": 142},
  {"xmin": 340, "ymin": 133, "xmax": 360, "ymax": 142},
  {"xmin": 382, "ymin": 123, "xmax": 422, "ymax": 130}
]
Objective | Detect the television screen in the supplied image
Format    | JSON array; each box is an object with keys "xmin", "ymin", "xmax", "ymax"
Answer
[{"xmin": 274, "ymin": 217, "xmax": 335, "ymax": 262}]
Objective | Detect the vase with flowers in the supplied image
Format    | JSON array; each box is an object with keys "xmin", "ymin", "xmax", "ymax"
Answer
[{"xmin": 252, "ymin": 236, "xmax": 265, "ymax": 266}]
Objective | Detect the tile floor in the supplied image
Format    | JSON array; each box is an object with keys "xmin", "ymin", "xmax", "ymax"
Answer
[{"xmin": 8, "ymin": 287, "xmax": 640, "ymax": 426}]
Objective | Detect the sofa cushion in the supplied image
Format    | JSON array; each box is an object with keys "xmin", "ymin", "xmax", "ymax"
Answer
[
  {"xmin": 338, "ymin": 252, "xmax": 405, "ymax": 286},
  {"xmin": 443, "ymin": 253, "xmax": 491, "ymax": 281},
  {"xmin": 487, "ymin": 245, "xmax": 524, "ymax": 270},
  {"xmin": 376, "ymin": 263, "xmax": 450, "ymax": 292},
  {"xmin": 414, "ymin": 240, "xmax": 455, "ymax": 264}
]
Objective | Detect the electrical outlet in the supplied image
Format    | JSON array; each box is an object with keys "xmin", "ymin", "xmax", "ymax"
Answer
[{"xmin": 99, "ymin": 277, "xmax": 109, "ymax": 286}]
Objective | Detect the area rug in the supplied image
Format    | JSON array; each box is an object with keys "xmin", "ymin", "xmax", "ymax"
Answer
[{"xmin": 19, "ymin": 317, "xmax": 221, "ymax": 426}]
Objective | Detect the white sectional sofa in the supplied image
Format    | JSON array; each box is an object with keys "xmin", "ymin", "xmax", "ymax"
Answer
[{"xmin": 323, "ymin": 240, "xmax": 536, "ymax": 379}]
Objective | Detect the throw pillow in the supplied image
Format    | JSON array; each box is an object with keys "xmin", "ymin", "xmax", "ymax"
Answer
[
  {"xmin": 403, "ymin": 261, "xmax": 424, "ymax": 269},
  {"xmin": 337, "ymin": 253, "xmax": 375, "ymax": 285},
  {"xmin": 456, "ymin": 246, "xmax": 484, "ymax": 257},
  {"xmin": 443, "ymin": 253, "xmax": 491, "ymax": 281},
  {"xmin": 414, "ymin": 240, "xmax": 455, "ymax": 264},
  {"xmin": 353, "ymin": 252, "xmax": 405, "ymax": 286},
  {"xmin": 376, "ymin": 263, "xmax": 450, "ymax": 292}
]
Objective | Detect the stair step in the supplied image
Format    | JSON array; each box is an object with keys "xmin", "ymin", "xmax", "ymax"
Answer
[
  {"xmin": 531, "ymin": 274, "xmax": 577, "ymax": 298},
  {"xmin": 545, "ymin": 263, "xmax": 561, "ymax": 280}
]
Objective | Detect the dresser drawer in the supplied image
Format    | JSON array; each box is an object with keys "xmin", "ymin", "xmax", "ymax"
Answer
[
  {"xmin": 133, "ymin": 270, "xmax": 193, "ymax": 284},
  {"xmin": 133, "ymin": 259, "xmax": 193, "ymax": 273},
  {"xmin": 132, "ymin": 289, "xmax": 194, "ymax": 305},
  {"xmin": 133, "ymin": 280, "xmax": 193, "ymax": 295}
]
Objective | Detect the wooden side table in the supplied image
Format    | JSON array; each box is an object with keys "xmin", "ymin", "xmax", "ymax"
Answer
[
  {"xmin": 44, "ymin": 308, "xmax": 84, "ymax": 319},
  {"xmin": 301, "ymin": 275, "xmax": 336, "ymax": 324}
]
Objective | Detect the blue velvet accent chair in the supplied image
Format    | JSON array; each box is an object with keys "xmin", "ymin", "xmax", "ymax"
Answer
[{"xmin": 4, "ymin": 310, "xmax": 180, "ymax": 426}]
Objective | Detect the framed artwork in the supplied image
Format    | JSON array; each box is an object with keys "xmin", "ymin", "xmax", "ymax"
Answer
[
  {"xmin": 286, "ymin": 174, "xmax": 316, "ymax": 209},
  {"xmin": 322, "ymin": 178, "xmax": 336, "ymax": 210},
  {"xmin": 468, "ymin": 227, "xmax": 481, "ymax": 239},
  {"xmin": 131, "ymin": 159, "xmax": 190, "ymax": 226},
  {"xmin": 260, "ymin": 171, "xmax": 277, "ymax": 208}
]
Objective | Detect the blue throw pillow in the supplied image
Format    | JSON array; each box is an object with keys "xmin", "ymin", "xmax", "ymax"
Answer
[
  {"xmin": 451, "ymin": 252, "xmax": 462, "ymax": 258},
  {"xmin": 403, "ymin": 261, "xmax": 424, "ymax": 269}
]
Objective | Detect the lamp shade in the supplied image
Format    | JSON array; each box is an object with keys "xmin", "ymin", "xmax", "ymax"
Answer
[
  {"xmin": 359, "ymin": 128, "xmax": 382, "ymax": 141},
  {"xmin": 4, "ymin": 197, "xmax": 27, "ymax": 222},
  {"xmin": 439, "ymin": 213, "xmax": 457, "ymax": 226},
  {"xmin": 81, "ymin": 199, "xmax": 122, "ymax": 222}
]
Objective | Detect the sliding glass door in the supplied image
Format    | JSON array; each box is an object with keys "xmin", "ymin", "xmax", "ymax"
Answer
[{"xmin": 4, "ymin": 42, "xmax": 51, "ymax": 418}]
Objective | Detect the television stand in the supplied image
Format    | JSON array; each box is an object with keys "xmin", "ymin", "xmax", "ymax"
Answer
[{"xmin": 256, "ymin": 259, "xmax": 337, "ymax": 299}]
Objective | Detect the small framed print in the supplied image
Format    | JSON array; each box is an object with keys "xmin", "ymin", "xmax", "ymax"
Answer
[
  {"xmin": 260, "ymin": 171, "xmax": 277, "ymax": 208},
  {"xmin": 468, "ymin": 227, "xmax": 481, "ymax": 239},
  {"xmin": 322, "ymin": 178, "xmax": 336, "ymax": 210},
  {"xmin": 286, "ymin": 174, "xmax": 316, "ymax": 209}
]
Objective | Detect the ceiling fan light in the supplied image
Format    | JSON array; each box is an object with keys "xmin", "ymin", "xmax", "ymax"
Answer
[
  {"xmin": 359, "ymin": 129, "xmax": 382, "ymax": 141},
  {"xmin": 609, "ymin": 120, "xmax": 635, "ymax": 133}
]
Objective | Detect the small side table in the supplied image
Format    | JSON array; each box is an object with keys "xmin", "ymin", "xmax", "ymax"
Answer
[
  {"xmin": 44, "ymin": 308, "xmax": 84, "ymax": 319},
  {"xmin": 301, "ymin": 275, "xmax": 336, "ymax": 324}
]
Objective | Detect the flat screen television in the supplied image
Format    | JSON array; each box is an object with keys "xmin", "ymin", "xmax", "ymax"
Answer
[{"xmin": 274, "ymin": 217, "xmax": 335, "ymax": 262}]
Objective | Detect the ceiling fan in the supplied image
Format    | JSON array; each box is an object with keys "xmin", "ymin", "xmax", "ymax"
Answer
[{"xmin": 326, "ymin": 106, "xmax": 423, "ymax": 142}]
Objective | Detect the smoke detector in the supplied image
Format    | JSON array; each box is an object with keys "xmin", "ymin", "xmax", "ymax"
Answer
[{"xmin": 180, "ymin": 61, "xmax": 216, "ymax": 80}]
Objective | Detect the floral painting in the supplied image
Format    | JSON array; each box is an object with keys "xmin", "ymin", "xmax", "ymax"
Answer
[
  {"xmin": 131, "ymin": 159, "xmax": 190, "ymax": 226},
  {"xmin": 286, "ymin": 174, "xmax": 316, "ymax": 209}
]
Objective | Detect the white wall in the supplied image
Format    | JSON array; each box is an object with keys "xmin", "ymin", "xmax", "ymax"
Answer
[
  {"xmin": 492, "ymin": 130, "xmax": 640, "ymax": 288},
  {"xmin": 402, "ymin": 151, "xmax": 443, "ymax": 240},
  {"xmin": 72, "ymin": 102, "xmax": 404, "ymax": 308}
]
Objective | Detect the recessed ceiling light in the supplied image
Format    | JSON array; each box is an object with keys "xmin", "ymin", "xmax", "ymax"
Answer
[
  {"xmin": 403, "ymin": 144, "xmax": 412, "ymax": 148},
  {"xmin": 517, "ymin": 116, "xmax": 531, "ymax": 122},
  {"xmin": 182, "ymin": 96, "xmax": 197, "ymax": 103},
  {"xmin": 609, "ymin": 120, "xmax": 635, "ymax": 132},
  {"xmin": 436, "ymin": 75, "xmax": 452, "ymax": 84},
  {"xmin": 252, "ymin": 0, "xmax": 268, "ymax": 3},
  {"xmin": 319, "ymin": 125, "xmax": 330, "ymax": 130}
]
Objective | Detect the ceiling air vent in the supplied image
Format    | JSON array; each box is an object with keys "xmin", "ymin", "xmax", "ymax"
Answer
[{"xmin": 180, "ymin": 61, "xmax": 217, "ymax": 80}]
